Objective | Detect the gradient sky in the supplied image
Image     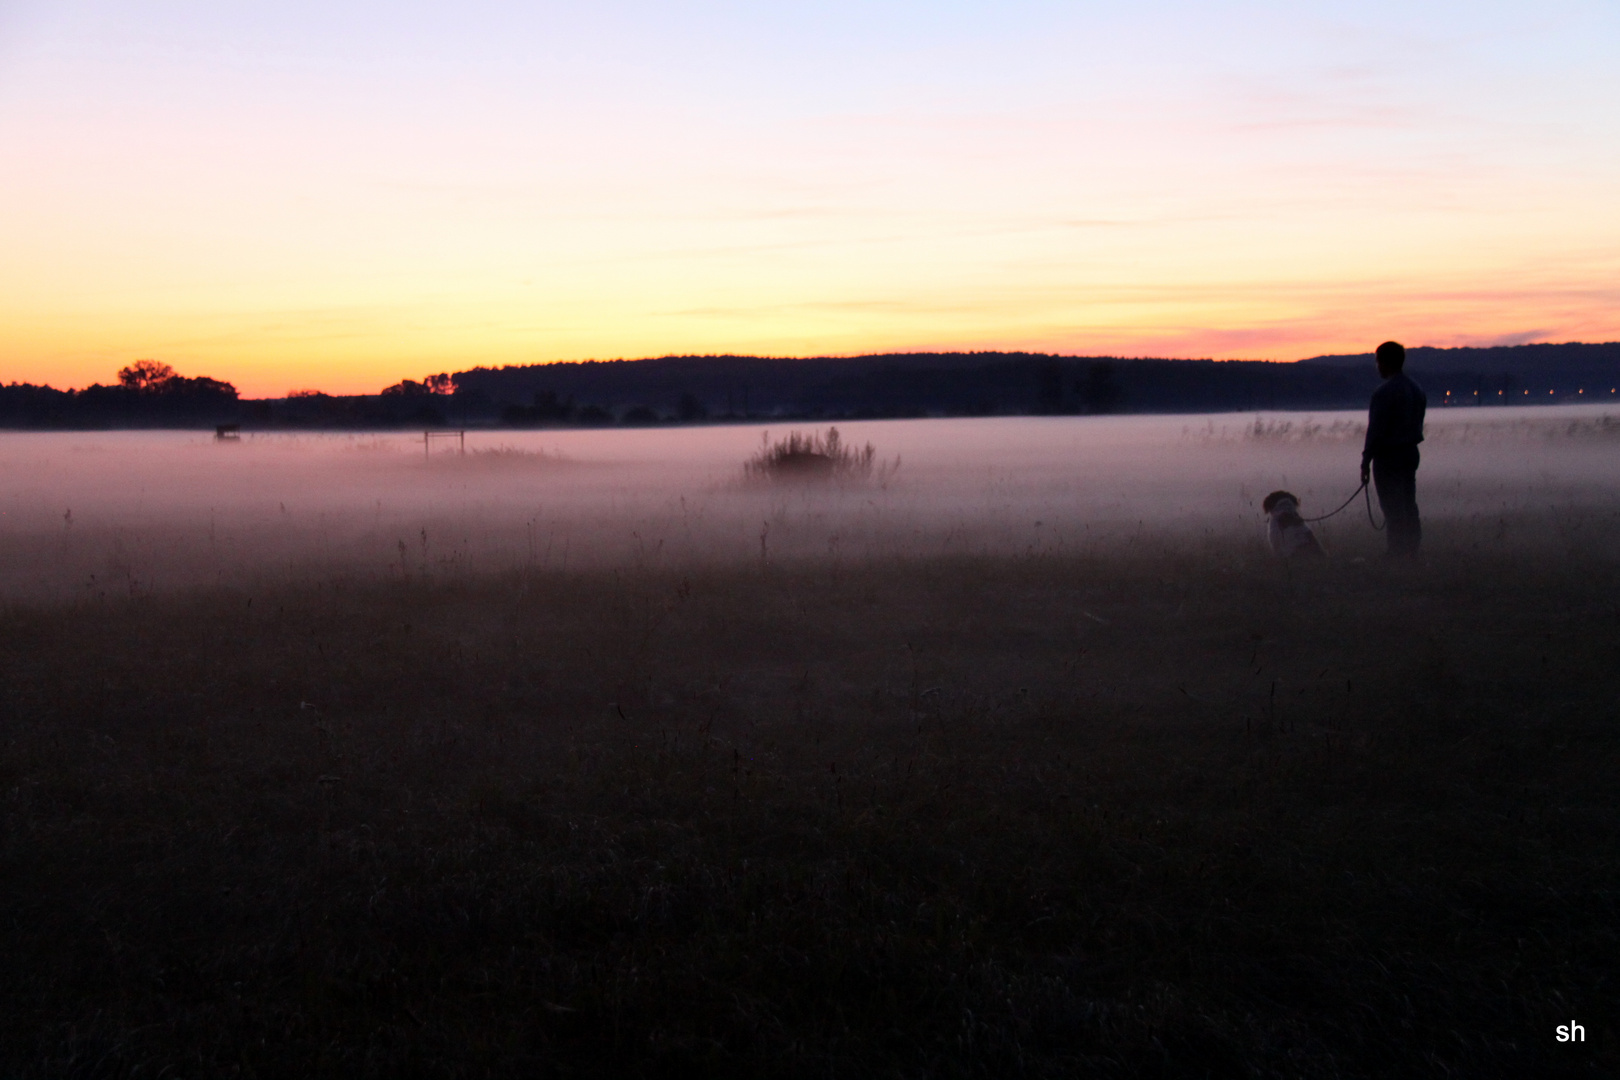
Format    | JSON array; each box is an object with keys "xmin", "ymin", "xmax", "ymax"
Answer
[{"xmin": 2, "ymin": 1, "xmax": 1617, "ymax": 396}]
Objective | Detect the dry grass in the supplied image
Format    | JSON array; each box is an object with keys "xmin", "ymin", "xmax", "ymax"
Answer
[
  {"xmin": 2, "ymin": 520, "xmax": 1617, "ymax": 1077},
  {"xmin": 426, "ymin": 445, "xmax": 569, "ymax": 470},
  {"xmin": 1186, "ymin": 410, "xmax": 1620, "ymax": 446}
]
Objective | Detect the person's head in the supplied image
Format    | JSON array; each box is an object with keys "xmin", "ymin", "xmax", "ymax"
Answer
[{"xmin": 1375, "ymin": 340, "xmax": 1405, "ymax": 378}]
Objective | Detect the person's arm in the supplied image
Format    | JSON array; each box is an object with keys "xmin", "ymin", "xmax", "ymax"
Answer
[{"xmin": 1361, "ymin": 388, "xmax": 1386, "ymax": 482}]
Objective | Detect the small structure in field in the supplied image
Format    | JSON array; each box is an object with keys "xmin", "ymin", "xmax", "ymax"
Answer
[
  {"xmin": 744, "ymin": 427, "xmax": 888, "ymax": 483},
  {"xmin": 214, "ymin": 424, "xmax": 241, "ymax": 441},
  {"xmin": 423, "ymin": 430, "xmax": 466, "ymax": 458}
]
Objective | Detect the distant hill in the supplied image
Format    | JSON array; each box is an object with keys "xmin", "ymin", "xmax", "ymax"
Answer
[
  {"xmin": 1302, "ymin": 342, "xmax": 1620, "ymax": 376},
  {"xmin": 1297, "ymin": 342, "xmax": 1620, "ymax": 407},
  {"xmin": 454, "ymin": 343, "xmax": 1620, "ymax": 422},
  {"xmin": 451, "ymin": 352, "xmax": 1370, "ymax": 422},
  {"xmin": 5, "ymin": 343, "xmax": 1616, "ymax": 429}
]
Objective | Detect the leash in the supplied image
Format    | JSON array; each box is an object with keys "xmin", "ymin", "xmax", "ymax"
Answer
[{"xmin": 1301, "ymin": 480, "xmax": 1385, "ymax": 531}]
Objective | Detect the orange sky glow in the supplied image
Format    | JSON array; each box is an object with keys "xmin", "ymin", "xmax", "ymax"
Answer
[{"xmin": 2, "ymin": 2, "xmax": 1617, "ymax": 398}]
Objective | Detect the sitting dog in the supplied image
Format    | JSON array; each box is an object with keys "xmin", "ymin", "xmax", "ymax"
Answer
[{"xmin": 1262, "ymin": 490, "xmax": 1324, "ymax": 558}]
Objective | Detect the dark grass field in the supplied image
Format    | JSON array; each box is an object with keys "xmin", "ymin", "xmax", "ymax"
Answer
[{"xmin": 3, "ymin": 520, "xmax": 1617, "ymax": 1077}]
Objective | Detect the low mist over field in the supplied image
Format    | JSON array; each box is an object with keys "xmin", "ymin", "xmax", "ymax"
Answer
[{"xmin": 3, "ymin": 407, "xmax": 1618, "ymax": 601}]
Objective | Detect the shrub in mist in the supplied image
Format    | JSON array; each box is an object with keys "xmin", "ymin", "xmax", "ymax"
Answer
[{"xmin": 743, "ymin": 427, "xmax": 893, "ymax": 484}]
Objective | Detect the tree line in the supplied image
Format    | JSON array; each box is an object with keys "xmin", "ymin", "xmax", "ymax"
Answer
[{"xmin": 4, "ymin": 345, "xmax": 1616, "ymax": 429}]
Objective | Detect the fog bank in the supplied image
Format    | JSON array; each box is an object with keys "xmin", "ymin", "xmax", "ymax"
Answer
[{"xmin": 4, "ymin": 408, "xmax": 1617, "ymax": 601}]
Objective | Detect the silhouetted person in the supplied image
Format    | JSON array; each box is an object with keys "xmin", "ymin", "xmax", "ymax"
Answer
[{"xmin": 1360, "ymin": 341, "xmax": 1426, "ymax": 556}]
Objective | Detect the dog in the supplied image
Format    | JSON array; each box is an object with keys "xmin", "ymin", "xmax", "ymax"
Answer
[{"xmin": 1262, "ymin": 490, "xmax": 1324, "ymax": 558}]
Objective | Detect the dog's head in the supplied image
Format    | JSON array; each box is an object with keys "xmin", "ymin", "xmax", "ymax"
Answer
[{"xmin": 1262, "ymin": 490, "xmax": 1299, "ymax": 516}]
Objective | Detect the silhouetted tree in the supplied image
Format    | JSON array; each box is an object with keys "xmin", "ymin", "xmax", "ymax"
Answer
[
  {"xmin": 621, "ymin": 405, "xmax": 660, "ymax": 425},
  {"xmin": 167, "ymin": 375, "xmax": 237, "ymax": 398},
  {"xmin": 64, "ymin": 362, "xmax": 241, "ymax": 426},
  {"xmin": 1078, "ymin": 362, "xmax": 1122, "ymax": 414},
  {"xmin": 382, "ymin": 373, "xmax": 455, "ymax": 398},
  {"xmin": 532, "ymin": 390, "xmax": 572, "ymax": 419},
  {"xmin": 500, "ymin": 390, "xmax": 574, "ymax": 426},
  {"xmin": 1035, "ymin": 361, "xmax": 1065, "ymax": 414},
  {"xmin": 118, "ymin": 360, "xmax": 177, "ymax": 391},
  {"xmin": 677, "ymin": 392, "xmax": 708, "ymax": 422},
  {"xmin": 108, "ymin": 361, "xmax": 236, "ymax": 402}
]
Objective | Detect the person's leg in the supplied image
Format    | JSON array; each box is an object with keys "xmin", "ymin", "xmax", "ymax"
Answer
[
  {"xmin": 1372, "ymin": 461, "xmax": 1401, "ymax": 553},
  {"xmin": 1404, "ymin": 448, "xmax": 1421, "ymax": 553},
  {"xmin": 1398, "ymin": 446, "xmax": 1421, "ymax": 554},
  {"xmin": 1374, "ymin": 450, "xmax": 1420, "ymax": 555},
  {"xmin": 1391, "ymin": 466, "xmax": 1420, "ymax": 554}
]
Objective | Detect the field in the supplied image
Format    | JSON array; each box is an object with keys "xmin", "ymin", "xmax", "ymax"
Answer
[{"xmin": 2, "ymin": 412, "xmax": 1617, "ymax": 1076}]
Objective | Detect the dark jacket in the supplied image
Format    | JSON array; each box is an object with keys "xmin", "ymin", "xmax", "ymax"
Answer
[{"xmin": 1362, "ymin": 372, "xmax": 1426, "ymax": 465}]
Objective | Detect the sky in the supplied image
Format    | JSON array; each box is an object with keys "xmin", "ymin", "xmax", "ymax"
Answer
[{"xmin": 2, "ymin": 1, "xmax": 1618, "ymax": 397}]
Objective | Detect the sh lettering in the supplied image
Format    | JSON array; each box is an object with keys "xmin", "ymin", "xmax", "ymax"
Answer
[{"xmin": 1555, "ymin": 1022, "xmax": 1585, "ymax": 1043}]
